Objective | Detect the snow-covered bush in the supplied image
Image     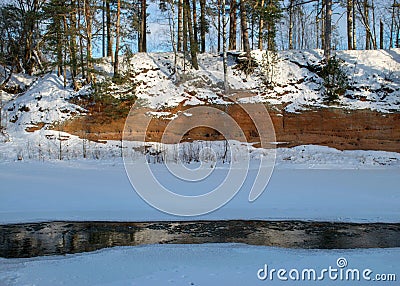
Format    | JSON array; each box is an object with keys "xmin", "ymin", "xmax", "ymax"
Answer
[{"xmin": 319, "ymin": 56, "xmax": 349, "ymax": 103}]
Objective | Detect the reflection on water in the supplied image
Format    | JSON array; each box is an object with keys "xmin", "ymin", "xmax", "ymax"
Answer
[{"xmin": 0, "ymin": 220, "xmax": 399, "ymax": 258}]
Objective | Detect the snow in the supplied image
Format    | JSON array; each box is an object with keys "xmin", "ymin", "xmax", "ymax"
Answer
[
  {"xmin": 90, "ymin": 49, "xmax": 400, "ymax": 112},
  {"xmin": 0, "ymin": 144, "xmax": 399, "ymax": 223},
  {"xmin": 0, "ymin": 244, "xmax": 398, "ymax": 285},
  {"xmin": 2, "ymin": 73, "xmax": 84, "ymax": 133}
]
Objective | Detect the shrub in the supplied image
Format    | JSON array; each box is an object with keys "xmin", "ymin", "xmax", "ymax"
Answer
[{"xmin": 319, "ymin": 56, "xmax": 349, "ymax": 103}]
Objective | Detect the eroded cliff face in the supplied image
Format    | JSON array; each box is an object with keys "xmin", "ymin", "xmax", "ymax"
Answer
[{"xmin": 63, "ymin": 103, "xmax": 400, "ymax": 153}]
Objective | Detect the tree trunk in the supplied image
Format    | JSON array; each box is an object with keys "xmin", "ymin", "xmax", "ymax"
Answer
[
  {"xmin": 114, "ymin": 0, "xmax": 121, "ymax": 77},
  {"xmin": 321, "ymin": 0, "xmax": 325, "ymax": 52},
  {"xmin": 324, "ymin": 0, "xmax": 332, "ymax": 60},
  {"xmin": 167, "ymin": 1, "xmax": 178, "ymax": 77},
  {"xmin": 192, "ymin": 0, "xmax": 198, "ymax": 49},
  {"xmin": 371, "ymin": 0, "xmax": 377, "ymax": 49},
  {"xmin": 56, "ymin": 18, "xmax": 63, "ymax": 77},
  {"xmin": 84, "ymin": 0, "xmax": 93, "ymax": 83},
  {"xmin": 183, "ymin": 0, "xmax": 188, "ymax": 54},
  {"xmin": 352, "ymin": 0, "xmax": 356, "ymax": 49},
  {"xmin": 380, "ymin": 19, "xmax": 384, "ymax": 49},
  {"xmin": 240, "ymin": 0, "xmax": 250, "ymax": 53},
  {"xmin": 139, "ymin": 0, "xmax": 147, "ymax": 52},
  {"xmin": 200, "ymin": 0, "xmax": 206, "ymax": 53},
  {"xmin": 390, "ymin": 0, "xmax": 395, "ymax": 48},
  {"xmin": 250, "ymin": 5, "xmax": 256, "ymax": 50},
  {"xmin": 106, "ymin": 0, "xmax": 113, "ymax": 59},
  {"xmin": 102, "ymin": 0, "xmax": 105, "ymax": 57},
  {"xmin": 258, "ymin": 0, "xmax": 264, "ymax": 50},
  {"xmin": 229, "ymin": 0, "xmax": 237, "ymax": 50},
  {"xmin": 266, "ymin": 0, "xmax": 275, "ymax": 50},
  {"xmin": 365, "ymin": 0, "xmax": 370, "ymax": 49},
  {"xmin": 217, "ymin": 0, "xmax": 221, "ymax": 52},
  {"xmin": 289, "ymin": 0, "xmax": 293, "ymax": 49},
  {"xmin": 184, "ymin": 0, "xmax": 199, "ymax": 69},
  {"xmin": 64, "ymin": 14, "xmax": 77, "ymax": 89},
  {"xmin": 347, "ymin": 0, "xmax": 353, "ymax": 50},
  {"xmin": 77, "ymin": 0, "xmax": 86, "ymax": 79},
  {"xmin": 222, "ymin": 0, "xmax": 228, "ymax": 93},
  {"xmin": 178, "ymin": 0, "xmax": 183, "ymax": 52},
  {"xmin": 70, "ymin": 0, "xmax": 77, "ymax": 79}
]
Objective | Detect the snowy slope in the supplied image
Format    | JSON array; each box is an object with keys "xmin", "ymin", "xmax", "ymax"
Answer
[
  {"xmin": 93, "ymin": 49, "xmax": 400, "ymax": 112},
  {"xmin": 2, "ymin": 73, "xmax": 85, "ymax": 133}
]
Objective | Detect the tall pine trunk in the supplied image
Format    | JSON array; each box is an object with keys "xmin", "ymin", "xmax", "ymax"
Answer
[
  {"xmin": 324, "ymin": 0, "xmax": 332, "ymax": 60},
  {"xmin": 139, "ymin": 0, "xmax": 147, "ymax": 52},
  {"xmin": 184, "ymin": 0, "xmax": 199, "ymax": 69},
  {"xmin": 114, "ymin": 0, "xmax": 121, "ymax": 77},
  {"xmin": 240, "ymin": 0, "xmax": 250, "ymax": 53},
  {"xmin": 289, "ymin": 0, "xmax": 293, "ymax": 49},
  {"xmin": 84, "ymin": 0, "xmax": 93, "ymax": 83},
  {"xmin": 258, "ymin": 0, "xmax": 264, "ymax": 50},
  {"xmin": 222, "ymin": 0, "xmax": 228, "ymax": 92},
  {"xmin": 178, "ymin": 0, "xmax": 183, "ymax": 51},
  {"xmin": 200, "ymin": 0, "xmax": 206, "ymax": 53},
  {"xmin": 365, "ymin": 0, "xmax": 371, "ymax": 49},
  {"xmin": 380, "ymin": 19, "xmax": 384, "ymax": 49},
  {"xmin": 70, "ymin": 0, "xmax": 78, "ymax": 79},
  {"xmin": 106, "ymin": 0, "xmax": 113, "ymax": 59},
  {"xmin": 183, "ymin": 0, "xmax": 188, "ymax": 54},
  {"xmin": 217, "ymin": 0, "xmax": 221, "ymax": 52},
  {"xmin": 192, "ymin": 0, "xmax": 198, "ymax": 49},
  {"xmin": 229, "ymin": 0, "xmax": 237, "ymax": 50},
  {"xmin": 352, "ymin": 0, "xmax": 356, "ymax": 49}
]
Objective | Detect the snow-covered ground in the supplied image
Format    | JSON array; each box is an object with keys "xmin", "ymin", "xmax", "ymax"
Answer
[
  {"xmin": 0, "ymin": 144, "xmax": 399, "ymax": 224},
  {"xmin": 0, "ymin": 244, "xmax": 398, "ymax": 285}
]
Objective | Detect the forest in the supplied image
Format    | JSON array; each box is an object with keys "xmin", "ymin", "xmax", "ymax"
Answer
[{"xmin": 0, "ymin": 0, "xmax": 399, "ymax": 90}]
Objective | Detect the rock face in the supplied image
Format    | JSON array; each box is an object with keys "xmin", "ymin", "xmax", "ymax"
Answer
[
  {"xmin": 64, "ymin": 104, "xmax": 400, "ymax": 152},
  {"xmin": 270, "ymin": 108, "xmax": 400, "ymax": 152}
]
